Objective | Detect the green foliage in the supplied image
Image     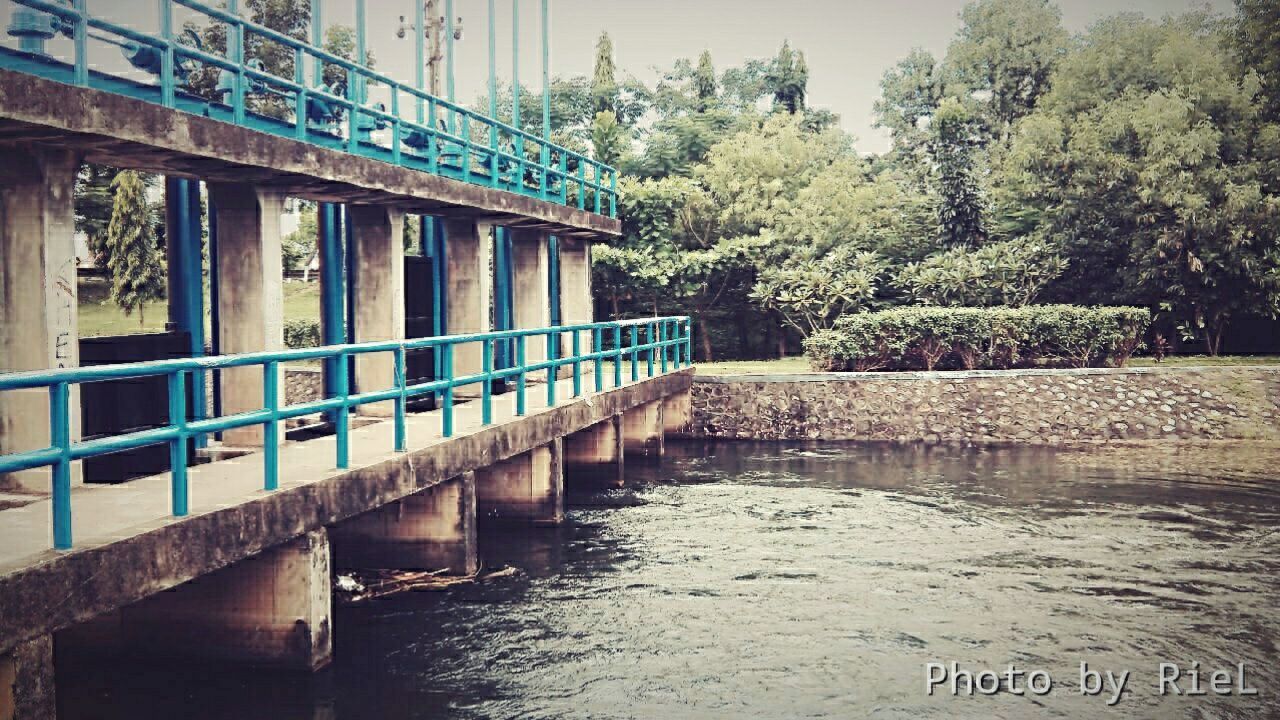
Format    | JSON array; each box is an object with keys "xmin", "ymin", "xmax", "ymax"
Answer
[
  {"xmin": 1235, "ymin": 0, "xmax": 1280, "ymax": 122},
  {"xmin": 105, "ymin": 171, "xmax": 166, "ymax": 325},
  {"xmin": 592, "ymin": 32, "xmax": 617, "ymax": 116},
  {"xmin": 752, "ymin": 248, "xmax": 888, "ymax": 334},
  {"xmin": 284, "ymin": 318, "xmax": 321, "ymax": 349},
  {"xmin": 931, "ymin": 97, "xmax": 987, "ymax": 246},
  {"xmin": 695, "ymin": 50, "xmax": 717, "ymax": 111},
  {"xmin": 767, "ymin": 41, "xmax": 808, "ymax": 114},
  {"xmin": 591, "ymin": 110, "xmax": 626, "ymax": 168},
  {"xmin": 282, "ymin": 204, "xmax": 317, "ymax": 272},
  {"xmin": 804, "ymin": 306, "xmax": 1150, "ymax": 372},
  {"xmin": 895, "ymin": 238, "xmax": 1068, "ymax": 307}
]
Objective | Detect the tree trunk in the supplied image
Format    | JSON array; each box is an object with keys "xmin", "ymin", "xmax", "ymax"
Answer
[
  {"xmin": 777, "ymin": 331, "xmax": 787, "ymax": 359},
  {"xmin": 610, "ymin": 292, "xmax": 620, "ymax": 321},
  {"xmin": 698, "ymin": 316, "xmax": 713, "ymax": 363}
]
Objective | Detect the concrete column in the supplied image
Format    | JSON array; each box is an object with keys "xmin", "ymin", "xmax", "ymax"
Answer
[
  {"xmin": 663, "ymin": 390, "xmax": 692, "ymax": 436},
  {"xmin": 623, "ymin": 399, "xmax": 665, "ymax": 459},
  {"xmin": 443, "ymin": 219, "xmax": 492, "ymax": 381},
  {"xmin": 476, "ymin": 440, "xmax": 563, "ymax": 524},
  {"xmin": 0, "ymin": 635, "xmax": 55, "ymax": 720},
  {"xmin": 208, "ymin": 183, "xmax": 286, "ymax": 446},
  {"xmin": 330, "ymin": 472, "xmax": 479, "ymax": 575},
  {"xmin": 349, "ymin": 205, "xmax": 405, "ymax": 416},
  {"xmin": 511, "ymin": 229, "xmax": 551, "ymax": 367},
  {"xmin": 564, "ymin": 415, "xmax": 623, "ymax": 486},
  {"xmin": 558, "ymin": 238, "xmax": 593, "ymax": 369},
  {"xmin": 0, "ymin": 147, "xmax": 81, "ymax": 494},
  {"xmin": 63, "ymin": 529, "xmax": 333, "ymax": 671}
]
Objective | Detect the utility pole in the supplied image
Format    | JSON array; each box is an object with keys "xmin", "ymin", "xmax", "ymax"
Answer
[{"xmin": 399, "ymin": 1, "xmax": 460, "ymax": 99}]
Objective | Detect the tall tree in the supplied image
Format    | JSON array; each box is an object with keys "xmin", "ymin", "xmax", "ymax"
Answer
[
  {"xmin": 695, "ymin": 50, "xmax": 717, "ymax": 112},
  {"xmin": 931, "ymin": 97, "xmax": 987, "ymax": 246},
  {"xmin": 591, "ymin": 110, "xmax": 627, "ymax": 168},
  {"xmin": 592, "ymin": 32, "xmax": 618, "ymax": 116},
  {"xmin": 874, "ymin": 48, "xmax": 945, "ymax": 170},
  {"xmin": 105, "ymin": 171, "xmax": 166, "ymax": 326},
  {"xmin": 1235, "ymin": 0, "xmax": 1280, "ymax": 122},
  {"xmin": 946, "ymin": 0, "xmax": 1068, "ymax": 139},
  {"xmin": 767, "ymin": 41, "xmax": 807, "ymax": 114}
]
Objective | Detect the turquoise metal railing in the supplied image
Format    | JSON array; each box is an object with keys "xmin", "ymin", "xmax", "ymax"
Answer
[
  {"xmin": 1, "ymin": 0, "xmax": 618, "ymax": 217},
  {"xmin": 0, "ymin": 317, "xmax": 691, "ymax": 551}
]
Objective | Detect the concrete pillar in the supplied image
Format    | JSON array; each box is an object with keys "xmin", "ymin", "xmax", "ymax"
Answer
[
  {"xmin": 330, "ymin": 472, "xmax": 479, "ymax": 575},
  {"xmin": 208, "ymin": 183, "xmax": 286, "ymax": 446},
  {"xmin": 0, "ymin": 147, "xmax": 82, "ymax": 494},
  {"xmin": 558, "ymin": 238, "xmax": 592, "ymax": 368},
  {"xmin": 476, "ymin": 440, "xmax": 563, "ymax": 524},
  {"xmin": 663, "ymin": 390, "xmax": 692, "ymax": 436},
  {"xmin": 511, "ymin": 229, "xmax": 551, "ymax": 367},
  {"xmin": 348, "ymin": 204, "xmax": 405, "ymax": 416},
  {"xmin": 0, "ymin": 635, "xmax": 55, "ymax": 720},
  {"xmin": 563, "ymin": 415, "xmax": 623, "ymax": 486},
  {"xmin": 443, "ymin": 219, "xmax": 492, "ymax": 381},
  {"xmin": 63, "ymin": 529, "xmax": 332, "ymax": 671},
  {"xmin": 623, "ymin": 399, "xmax": 665, "ymax": 458}
]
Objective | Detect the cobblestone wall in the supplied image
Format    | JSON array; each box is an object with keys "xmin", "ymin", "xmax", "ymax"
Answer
[
  {"xmin": 690, "ymin": 366, "xmax": 1280, "ymax": 444},
  {"xmin": 285, "ymin": 368, "xmax": 323, "ymax": 405}
]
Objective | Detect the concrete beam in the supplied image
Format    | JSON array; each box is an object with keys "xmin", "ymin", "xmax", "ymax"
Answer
[
  {"xmin": 623, "ymin": 399, "xmax": 665, "ymax": 459},
  {"xmin": 443, "ymin": 219, "xmax": 493, "ymax": 381},
  {"xmin": 208, "ymin": 183, "xmax": 286, "ymax": 446},
  {"xmin": 563, "ymin": 416, "xmax": 624, "ymax": 486},
  {"xmin": 476, "ymin": 441, "xmax": 563, "ymax": 525},
  {"xmin": 60, "ymin": 530, "xmax": 333, "ymax": 671},
  {"xmin": 0, "ymin": 635, "xmax": 54, "ymax": 720},
  {"xmin": 511, "ymin": 229, "xmax": 551, "ymax": 368},
  {"xmin": 349, "ymin": 205, "xmax": 405, "ymax": 416},
  {"xmin": 330, "ymin": 472, "xmax": 478, "ymax": 575},
  {"xmin": 0, "ymin": 146, "xmax": 81, "ymax": 494}
]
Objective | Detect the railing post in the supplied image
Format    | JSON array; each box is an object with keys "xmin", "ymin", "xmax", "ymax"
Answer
[
  {"xmin": 264, "ymin": 360, "xmax": 280, "ymax": 490},
  {"xmin": 686, "ymin": 317, "xmax": 694, "ymax": 364},
  {"xmin": 672, "ymin": 320, "xmax": 681, "ymax": 368},
  {"xmin": 593, "ymin": 327, "xmax": 603, "ymax": 392},
  {"xmin": 72, "ymin": 0, "xmax": 88, "ymax": 86},
  {"xmin": 335, "ymin": 350, "xmax": 350, "ymax": 468},
  {"xmin": 659, "ymin": 321, "xmax": 668, "ymax": 374},
  {"xmin": 168, "ymin": 371, "xmax": 189, "ymax": 514},
  {"xmin": 394, "ymin": 346, "xmax": 407, "ymax": 451},
  {"xmin": 159, "ymin": 0, "xmax": 176, "ymax": 108},
  {"xmin": 232, "ymin": 9, "xmax": 246, "ymax": 125},
  {"xmin": 647, "ymin": 322, "xmax": 656, "ymax": 377},
  {"xmin": 516, "ymin": 335, "xmax": 527, "ymax": 416},
  {"xmin": 294, "ymin": 47, "xmax": 308, "ymax": 140},
  {"xmin": 613, "ymin": 325, "xmax": 623, "ymax": 388},
  {"xmin": 482, "ymin": 340, "xmax": 493, "ymax": 426},
  {"xmin": 442, "ymin": 343, "xmax": 454, "ymax": 437},
  {"xmin": 546, "ymin": 331, "xmax": 556, "ymax": 407},
  {"xmin": 609, "ymin": 170, "xmax": 617, "ymax": 218},
  {"xmin": 571, "ymin": 330, "xmax": 581, "ymax": 397},
  {"xmin": 630, "ymin": 325, "xmax": 639, "ymax": 382},
  {"xmin": 50, "ymin": 381, "xmax": 72, "ymax": 550},
  {"xmin": 577, "ymin": 162, "xmax": 586, "ymax": 210}
]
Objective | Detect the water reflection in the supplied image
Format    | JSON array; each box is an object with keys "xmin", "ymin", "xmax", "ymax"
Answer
[{"xmin": 59, "ymin": 441, "xmax": 1280, "ymax": 719}]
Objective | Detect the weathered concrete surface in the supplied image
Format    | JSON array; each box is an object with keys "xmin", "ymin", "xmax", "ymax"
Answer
[
  {"xmin": 563, "ymin": 416, "xmax": 624, "ymax": 486},
  {"xmin": 0, "ymin": 146, "xmax": 82, "ymax": 493},
  {"xmin": 690, "ymin": 366, "xmax": 1280, "ymax": 443},
  {"xmin": 558, "ymin": 238, "xmax": 592, "ymax": 363},
  {"xmin": 0, "ymin": 369, "xmax": 693, "ymax": 657},
  {"xmin": 476, "ymin": 441, "xmax": 563, "ymax": 525},
  {"xmin": 60, "ymin": 529, "xmax": 332, "ymax": 671},
  {"xmin": 623, "ymin": 399, "xmax": 665, "ymax": 458},
  {"xmin": 663, "ymin": 390, "xmax": 692, "ymax": 435},
  {"xmin": 349, "ymin": 204, "xmax": 405, "ymax": 415},
  {"xmin": 208, "ymin": 182, "xmax": 286, "ymax": 446},
  {"xmin": 511, "ymin": 229, "xmax": 552, "ymax": 367},
  {"xmin": 330, "ymin": 472, "xmax": 478, "ymax": 574},
  {"xmin": 444, "ymin": 219, "xmax": 493, "ymax": 380},
  {"xmin": 0, "ymin": 635, "xmax": 53, "ymax": 720},
  {"xmin": 0, "ymin": 69, "xmax": 619, "ymax": 240}
]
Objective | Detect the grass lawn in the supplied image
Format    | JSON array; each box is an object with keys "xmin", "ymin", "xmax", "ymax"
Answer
[{"xmin": 79, "ymin": 279, "xmax": 321, "ymax": 338}]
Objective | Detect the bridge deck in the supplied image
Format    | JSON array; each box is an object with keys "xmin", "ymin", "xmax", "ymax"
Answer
[
  {"xmin": 0, "ymin": 368, "xmax": 692, "ymax": 656},
  {"xmin": 0, "ymin": 66, "xmax": 619, "ymax": 239}
]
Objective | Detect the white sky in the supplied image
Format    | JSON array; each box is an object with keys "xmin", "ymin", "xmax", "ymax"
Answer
[{"xmin": 4, "ymin": 0, "xmax": 1234, "ymax": 154}]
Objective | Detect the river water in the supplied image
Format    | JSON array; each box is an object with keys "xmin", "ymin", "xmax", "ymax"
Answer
[{"xmin": 60, "ymin": 441, "xmax": 1280, "ymax": 719}]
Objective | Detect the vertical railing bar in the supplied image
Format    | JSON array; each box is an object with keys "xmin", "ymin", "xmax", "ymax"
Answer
[
  {"xmin": 159, "ymin": 0, "xmax": 175, "ymax": 108},
  {"xmin": 442, "ymin": 344, "xmax": 454, "ymax": 437},
  {"xmin": 481, "ymin": 340, "xmax": 493, "ymax": 426},
  {"xmin": 264, "ymin": 360, "xmax": 280, "ymax": 490},
  {"xmin": 546, "ymin": 331, "xmax": 556, "ymax": 407},
  {"xmin": 516, "ymin": 335, "xmax": 527, "ymax": 416},
  {"xmin": 647, "ymin": 322, "xmax": 656, "ymax": 377},
  {"xmin": 660, "ymin": 321, "xmax": 668, "ymax": 374},
  {"xmin": 168, "ymin": 370, "xmax": 189, "ymax": 514},
  {"xmin": 593, "ymin": 327, "xmax": 603, "ymax": 392},
  {"xmin": 336, "ymin": 350, "xmax": 350, "ymax": 468},
  {"xmin": 394, "ymin": 346, "xmax": 407, "ymax": 452},
  {"xmin": 72, "ymin": 0, "xmax": 88, "ymax": 86},
  {"xmin": 630, "ymin": 325, "xmax": 639, "ymax": 382},
  {"xmin": 294, "ymin": 46, "xmax": 307, "ymax": 140},
  {"xmin": 613, "ymin": 325, "xmax": 623, "ymax": 388},
  {"xmin": 50, "ymin": 381, "xmax": 72, "ymax": 550},
  {"xmin": 571, "ymin": 330, "xmax": 581, "ymax": 398}
]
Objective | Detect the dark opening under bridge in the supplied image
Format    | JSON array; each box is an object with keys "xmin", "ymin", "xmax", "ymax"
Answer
[{"xmin": 0, "ymin": 3, "xmax": 694, "ymax": 718}]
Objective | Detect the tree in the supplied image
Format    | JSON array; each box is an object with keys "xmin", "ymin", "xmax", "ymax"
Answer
[
  {"xmin": 874, "ymin": 48, "xmax": 946, "ymax": 179},
  {"xmin": 895, "ymin": 238, "xmax": 1068, "ymax": 307},
  {"xmin": 592, "ymin": 32, "xmax": 617, "ymax": 116},
  {"xmin": 282, "ymin": 204, "xmax": 317, "ymax": 272},
  {"xmin": 591, "ymin": 110, "xmax": 626, "ymax": 167},
  {"xmin": 931, "ymin": 97, "xmax": 987, "ymax": 246},
  {"xmin": 946, "ymin": 0, "xmax": 1068, "ymax": 140},
  {"xmin": 695, "ymin": 50, "xmax": 717, "ymax": 112},
  {"xmin": 1234, "ymin": 0, "xmax": 1280, "ymax": 122},
  {"xmin": 767, "ymin": 41, "xmax": 807, "ymax": 114},
  {"xmin": 752, "ymin": 247, "xmax": 888, "ymax": 334},
  {"xmin": 105, "ymin": 171, "xmax": 166, "ymax": 325}
]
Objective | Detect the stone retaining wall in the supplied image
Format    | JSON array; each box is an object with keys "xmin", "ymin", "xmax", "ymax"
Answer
[
  {"xmin": 690, "ymin": 366, "xmax": 1280, "ymax": 444},
  {"xmin": 285, "ymin": 368, "xmax": 323, "ymax": 406}
]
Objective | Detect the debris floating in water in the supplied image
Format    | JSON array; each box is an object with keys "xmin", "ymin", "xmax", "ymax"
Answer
[{"xmin": 335, "ymin": 567, "xmax": 521, "ymax": 604}]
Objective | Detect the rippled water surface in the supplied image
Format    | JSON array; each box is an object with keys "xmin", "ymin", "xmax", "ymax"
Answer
[{"xmin": 61, "ymin": 441, "xmax": 1280, "ymax": 719}]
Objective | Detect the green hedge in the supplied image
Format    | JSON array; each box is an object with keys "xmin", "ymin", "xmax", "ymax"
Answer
[
  {"xmin": 284, "ymin": 318, "xmax": 321, "ymax": 349},
  {"xmin": 804, "ymin": 305, "xmax": 1150, "ymax": 372}
]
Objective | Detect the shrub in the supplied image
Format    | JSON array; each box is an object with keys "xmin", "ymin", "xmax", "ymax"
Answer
[
  {"xmin": 804, "ymin": 305, "xmax": 1150, "ymax": 372},
  {"xmin": 284, "ymin": 318, "xmax": 321, "ymax": 349}
]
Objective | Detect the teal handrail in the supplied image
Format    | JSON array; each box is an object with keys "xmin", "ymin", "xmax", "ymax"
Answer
[
  {"xmin": 2, "ymin": 0, "xmax": 618, "ymax": 217},
  {"xmin": 0, "ymin": 317, "xmax": 692, "ymax": 551}
]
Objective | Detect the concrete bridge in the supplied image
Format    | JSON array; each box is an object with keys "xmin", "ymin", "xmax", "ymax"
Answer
[{"xmin": 0, "ymin": 2, "xmax": 694, "ymax": 717}]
